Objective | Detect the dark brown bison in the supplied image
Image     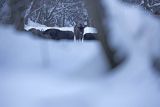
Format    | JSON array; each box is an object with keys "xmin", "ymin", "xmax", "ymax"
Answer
[
  {"xmin": 43, "ymin": 29, "xmax": 74, "ymax": 40},
  {"xmin": 83, "ymin": 33, "xmax": 97, "ymax": 40},
  {"xmin": 74, "ymin": 24, "xmax": 86, "ymax": 40},
  {"xmin": 28, "ymin": 28, "xmax": 51, "ymax": 39}
]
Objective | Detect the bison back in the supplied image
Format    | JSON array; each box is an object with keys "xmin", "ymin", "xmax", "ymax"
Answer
[
  {"xmin": 84, "ymin": 33, "xmax": 97, "ymax": 40},
  {"xmin": 58, "ymin": 31, "xmax": 74, "ymax": 40}
]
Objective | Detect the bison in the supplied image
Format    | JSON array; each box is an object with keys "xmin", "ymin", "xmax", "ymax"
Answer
[
  {"xmin": 83, "ymin": 33, "xmax": 97, "ymax": 40},
  {"xmin": 74, "ymin": 24, "xmax": 86, "ymax": 40},
  {"xmin": 43, "ymin": 29, "xmax": 74, "ymax": 40},
  {"xmin": 28, "ymin": 28, "xmax": 51, "ymax": 39}
]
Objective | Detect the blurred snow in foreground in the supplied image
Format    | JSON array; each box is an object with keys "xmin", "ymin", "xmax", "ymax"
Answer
[
  {"xmin": 0, "ymin": 26, "xmax": 106, "ymax": 75},
  {"xmin": 1, "ymin": 0, "xmax": 160, "ymax": 107}
]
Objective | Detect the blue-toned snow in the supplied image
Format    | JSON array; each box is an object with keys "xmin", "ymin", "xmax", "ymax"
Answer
[{"xmin": 1, "ymin": 0, "xmax": 160, "ymax": 107}]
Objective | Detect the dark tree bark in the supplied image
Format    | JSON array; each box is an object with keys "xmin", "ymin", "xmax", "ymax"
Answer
[
  {"xmin": 8, "ymin": 0, "xmax": 31, "ymax": 31},
  {"xmin": 84, "ymin": 0, "xmax": 121, "ymax": 69}
]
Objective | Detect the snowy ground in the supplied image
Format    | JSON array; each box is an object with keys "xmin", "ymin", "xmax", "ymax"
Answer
[
  {"xmin": 0, "ymin": 26, "xmax": 106, "ymax": 75},
  {"xmin": 1, "ymin": 0, "xmax": 160, "ymax": 107},
  {"xmin": 0, "ymin": 25, "xmax": 107, "ymax": 107}
]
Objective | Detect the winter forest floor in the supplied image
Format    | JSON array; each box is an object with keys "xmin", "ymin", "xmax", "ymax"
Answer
[{"xmin": 1, "ymin": 0, "xmax": 160, "ymax": 107}]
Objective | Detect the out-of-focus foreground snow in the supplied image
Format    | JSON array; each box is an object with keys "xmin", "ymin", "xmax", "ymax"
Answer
[{"xmin": 1, "ymin": 0, "xmax": 160, "ymax": 107}]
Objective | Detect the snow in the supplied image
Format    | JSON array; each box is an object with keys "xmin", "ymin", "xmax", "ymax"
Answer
[
  {"xmin": 0, "ymin": 26, "xmax": 106, "ymax": 75},
  {"xmin": 25, "ymin": 19, "xmax": 48, "ymax": 31},
  {"xmin": 102, "ymin": 0, "xmax": 160, "ymax": 106},
  {"xmin": 0, "ymin": 25, "xmax": 107, "ymax": 107},
  {"xmin": 1, "ymin": 0, "xmax": 160, "ymax": 107},
  {"xmin": 108, "ymin": 0, "xmax": 160, "ymax": 59},
  {"xmin": 83, "ymin": 27, "xmax": 98, "ymax": 35},
  {"xmin": 25, "ymin": 19, "xmax": 97, "ymax": 34},
  {"xmin": 25, "ymin": 19, "xmax": 74, "ymax": 32}
]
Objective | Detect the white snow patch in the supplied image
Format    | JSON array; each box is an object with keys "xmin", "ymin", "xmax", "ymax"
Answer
[
  {"xmin": 25, "ymin": 19, "xmax": 74, "ymax": 32},
  {"xmin": 84, "ymin": 27, "xmax": 98, "ymax": 35},
  {"xmin": 25, "ymin": 19, "xmax": 47, "ymax": 31}
]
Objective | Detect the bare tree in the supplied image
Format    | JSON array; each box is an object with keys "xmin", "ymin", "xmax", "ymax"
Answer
[
  {"xmin": 0, "ymin": 0, "xmax": 10, "ymax": 24},
  {"xmin": 24, "ymin": 0, "xmax": 92, "ymax": 27},
  {"xmin": 8, "ymin": 0, "xmax": 32, "ymax": 30},
  {"xmin": 122, "ymin": 0, "xmax": 160, "ymax": 14}
]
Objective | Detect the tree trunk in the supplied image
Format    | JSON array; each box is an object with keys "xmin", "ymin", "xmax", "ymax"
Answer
[
  {"xmin": 84, "ymin": 0, "xmax": 120, "ymax": 69},
  {"xmin": 8, "ymin": 0, "xmax": 31, "ymax": 31}
]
